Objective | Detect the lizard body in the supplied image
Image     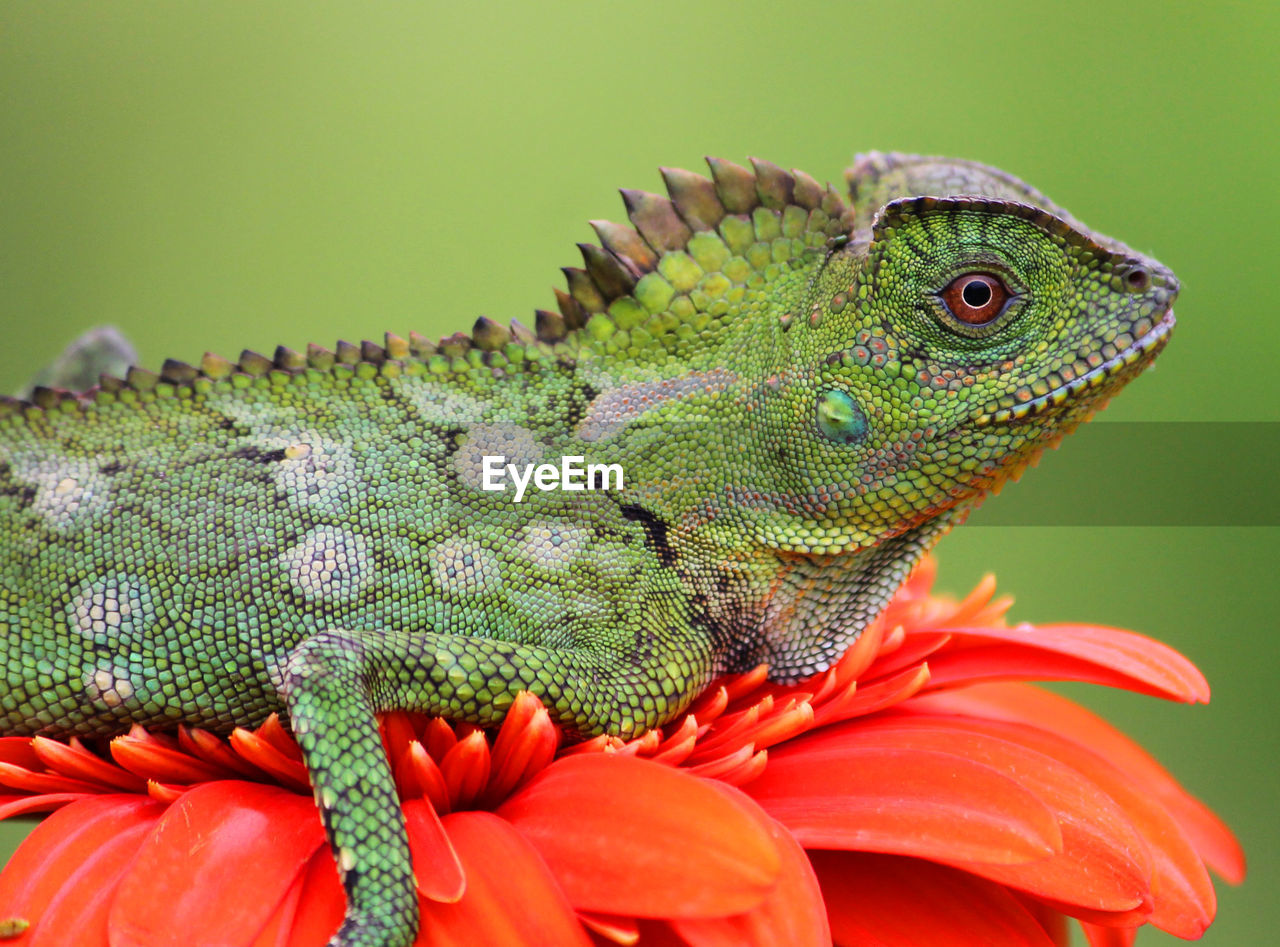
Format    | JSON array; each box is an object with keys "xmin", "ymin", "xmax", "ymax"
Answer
[{"xmin": 0, "ymin": 154, "xmax": 1178, "ymax": 946}]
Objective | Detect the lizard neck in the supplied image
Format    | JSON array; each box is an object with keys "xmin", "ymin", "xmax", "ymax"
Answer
[{"xmin": 690, "ymin": 504, "xmax": 965, "ymax": 682}]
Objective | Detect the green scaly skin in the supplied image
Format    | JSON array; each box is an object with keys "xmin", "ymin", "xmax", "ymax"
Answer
[{"xmin": 0, "ymin": 153, "xmax": 1177, "ymax": 946}]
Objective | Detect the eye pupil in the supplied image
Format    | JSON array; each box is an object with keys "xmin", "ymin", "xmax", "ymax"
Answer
[
  {"xmin": 961, "ymin": 278, "xmax": 992, "ymax": 308},
  {"xmin": 939, "ymin": 272, "xmax": 1011, "ymax": 328}
]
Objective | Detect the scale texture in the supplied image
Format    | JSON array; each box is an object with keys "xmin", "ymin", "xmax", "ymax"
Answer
[{"xmin": 0, "ymin": 153, "xmax": 1178, "ymax": 946}]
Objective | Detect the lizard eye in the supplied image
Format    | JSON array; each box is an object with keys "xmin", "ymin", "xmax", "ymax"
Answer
[{"xmin": 939, "ymin": 273, "xmax": 1011, "ymax": 326}]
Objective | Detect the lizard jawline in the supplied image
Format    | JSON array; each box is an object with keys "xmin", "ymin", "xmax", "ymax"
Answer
[{"xmin": 971, "ymin": 308, "xmax": 1176, "ymax": 428}]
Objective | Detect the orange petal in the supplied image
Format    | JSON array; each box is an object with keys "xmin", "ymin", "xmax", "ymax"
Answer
[
  {"xmin": 109, "ymin": 727, "xmax": 224, "ymax": 784},
  {"xmin": 439, "ymin": 730, "xmax": 490, "ymax": 810},
  {"xmin": 747, "ymin": 702, "xmax": 815, "ymax": 751},
  {"xmin": 0, "ymin": 795, "xmax": 162, "ymax": 947},
  {"xmin": 616, "ymin": 728, "xmax": 662, "ymax": 757},
  {"xmin": 916, "ymin": 684, "xmax": 1246, "ymax": 885},
  {"xmin": 811, "ymin": 851, "xmax": 1060, "ymax": 946},
  {"xmin": 249, "ymin": 865, "xmax": 306, "ymax": 947},
  {"xmin": 1028, "ymin": 894, "xmax": 1151, "ymax": 930},
  {"xmin": 955, "ymin": 573, "xmax": 1002, "ymax": 619},
  {"xmin": 0, "ymin": 761, "xmax": 104, "ymax": 796},
  {"xmin": 380, "ymin": 711, "xmax": 423, "ymax": 757},
  {"xmin": 497, "ymin": 755, "xmax": 780, "ymax": 918},
  {"xmin": 687, "ymin": 746, "xmax": 769, "ymax": 787},
  {"xmin": 820, "ymin": 613, "xmax": 887, "ymax": 692},
  {"xmin": 424, "ymin": 717, "xmax": 458, "ymax": 760},
  {"xmin": 403, "ymin": 798, "xmax": 466, "ymax": 904},
  {"xmin": 419, "ymin": 810, "xmax": 590, "ymax": 947},
  {"xmin": 398, "ymin": 740, "xmax": 451, "ymax": 814},
  {"xmin": 282, "ymin": 846, "xmax": 345, "ymax": 947},
  {"xmin": 482, "ymin": 692, "xmax": 559, "ymax": 806},
  {"xmin": 0, "ymin": 739, "xmax": 40, "ymax": 770},
  {"xmin": 1014, "ymin": 893, "xmax": 1073, "ymax": 946},
  {"xmin": 685, "ymin": 685, "xmax": 729, "ymax": 725},
  {"xmin": 811, "ymin": 663, "xmax": 930, "ymax": 726},
  {"xmin": 255, "ymin": 713, "xmax": 304, "ymax": 761},
  {"xmin": 630, "ymin": 920, "xmax": 700, "ymax": 947},
  {"xmin": 903, "ymin": 552, "xmax": 938, "ymax": 596},
  {"xmin": 178, "ymin": 726, "xmax": 264, "ymax": 780},
  {"xmin": 557, "ymin": 734, "xmax": 625, "ymax": 756},
  {"xmin": 877, "ymin": 622, "xmax": 907, "ymax": 656},
  {"xmin": 650, "ymin": 714, "xmax": 700, "ymax": 764},
  {"xmin": 108, "ymin": 781, "xmax": 325, "ymax": 945},
  {"xmin": 861, "ymin": 631, "xmax": 951, "ymax": 680},
  {"xmin": 722, "ymin": 664, "xmax": 770, "ymax": 703},
  {"xmin": 145, "ymin": 780, "xmax": 187, "ymax": 804},
  {"xmin": 685, "ymin": 704, "xmax": 762, "ymax": 762},
  {"xmin": 229, "ymin": 727, "xmax": 311, "ymax": 793},
  {"xmin": 840, "ymin": 716, "xmax": 1153, "ymax": 913},
  {"xmin": 577, "ymin": 912, "xmax": 640, "ymax": 944},
  {"xmin": 672, "ymin": 798, "xmax": 829, "ymax": 947},
  {"xmin": 749, "ymin": 730, "xmax": 1061, "ymax": 865},
  {"xmin": 685, "ymin": 743, "xmax": 756, "ymax": 780},
  {"xmin": 1080, "ymin": 921, "xmax": 1139, "ymax": 946},
  {"xmin": 0, "ymin": 793, "xmax": 91, "ymax": 820},
  {"xmin": 924, "ymin": 624, "xmax": 1209, "ymax": 703},
  {"xmin": 30, "ymin": 737, "xmax": 147, "ymax": 792},
  {"xmin": 900, "ymin": 698, "xmax": 1217, "ymax": 938}
]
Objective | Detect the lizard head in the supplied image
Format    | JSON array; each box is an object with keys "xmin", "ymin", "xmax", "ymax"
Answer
[{"xmin": 754, "ymin": 156, "xmax": 1177, "ymax": 553}]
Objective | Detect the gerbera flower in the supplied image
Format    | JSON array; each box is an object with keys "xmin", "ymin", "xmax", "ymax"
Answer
[{"xmin": 0, "ymin": 558, "xmax": 1244, "ymax": 946}]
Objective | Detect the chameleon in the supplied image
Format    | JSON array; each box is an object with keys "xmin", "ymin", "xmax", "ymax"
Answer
[{"xmin": 0, "ymin": 153, "xmax": 1178, "ymax": 946}]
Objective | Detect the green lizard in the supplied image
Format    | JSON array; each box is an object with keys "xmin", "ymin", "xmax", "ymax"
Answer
[{"xmin": 0, "ymin": 153, "xmax": 1177, "ymax": 946}]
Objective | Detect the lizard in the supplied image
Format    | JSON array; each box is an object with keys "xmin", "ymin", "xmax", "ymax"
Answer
[{"xmin": 0, "ymin": 152, "xmax": 1178, "ymax": 946}]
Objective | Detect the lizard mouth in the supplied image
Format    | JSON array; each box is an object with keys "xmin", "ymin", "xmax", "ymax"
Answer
[{"xmin": 971, "ymin": 308, "xmax": 1176, "ymax": 427}]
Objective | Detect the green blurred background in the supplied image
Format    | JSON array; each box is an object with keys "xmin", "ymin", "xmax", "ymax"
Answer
[{"xmin": 1, "ymin": 2, "xmax": 1275, "ymax": 943}]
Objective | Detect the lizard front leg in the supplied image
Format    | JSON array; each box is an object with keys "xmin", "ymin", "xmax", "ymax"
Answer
[{"xmin": 282, "ymin": 619, "xmax": 716, "ymax": 947}]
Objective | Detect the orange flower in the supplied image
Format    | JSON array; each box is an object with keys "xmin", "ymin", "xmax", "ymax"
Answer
[{"xmin": 0, "ymin": 559, "xmax": 1245, "ymax": 946}]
